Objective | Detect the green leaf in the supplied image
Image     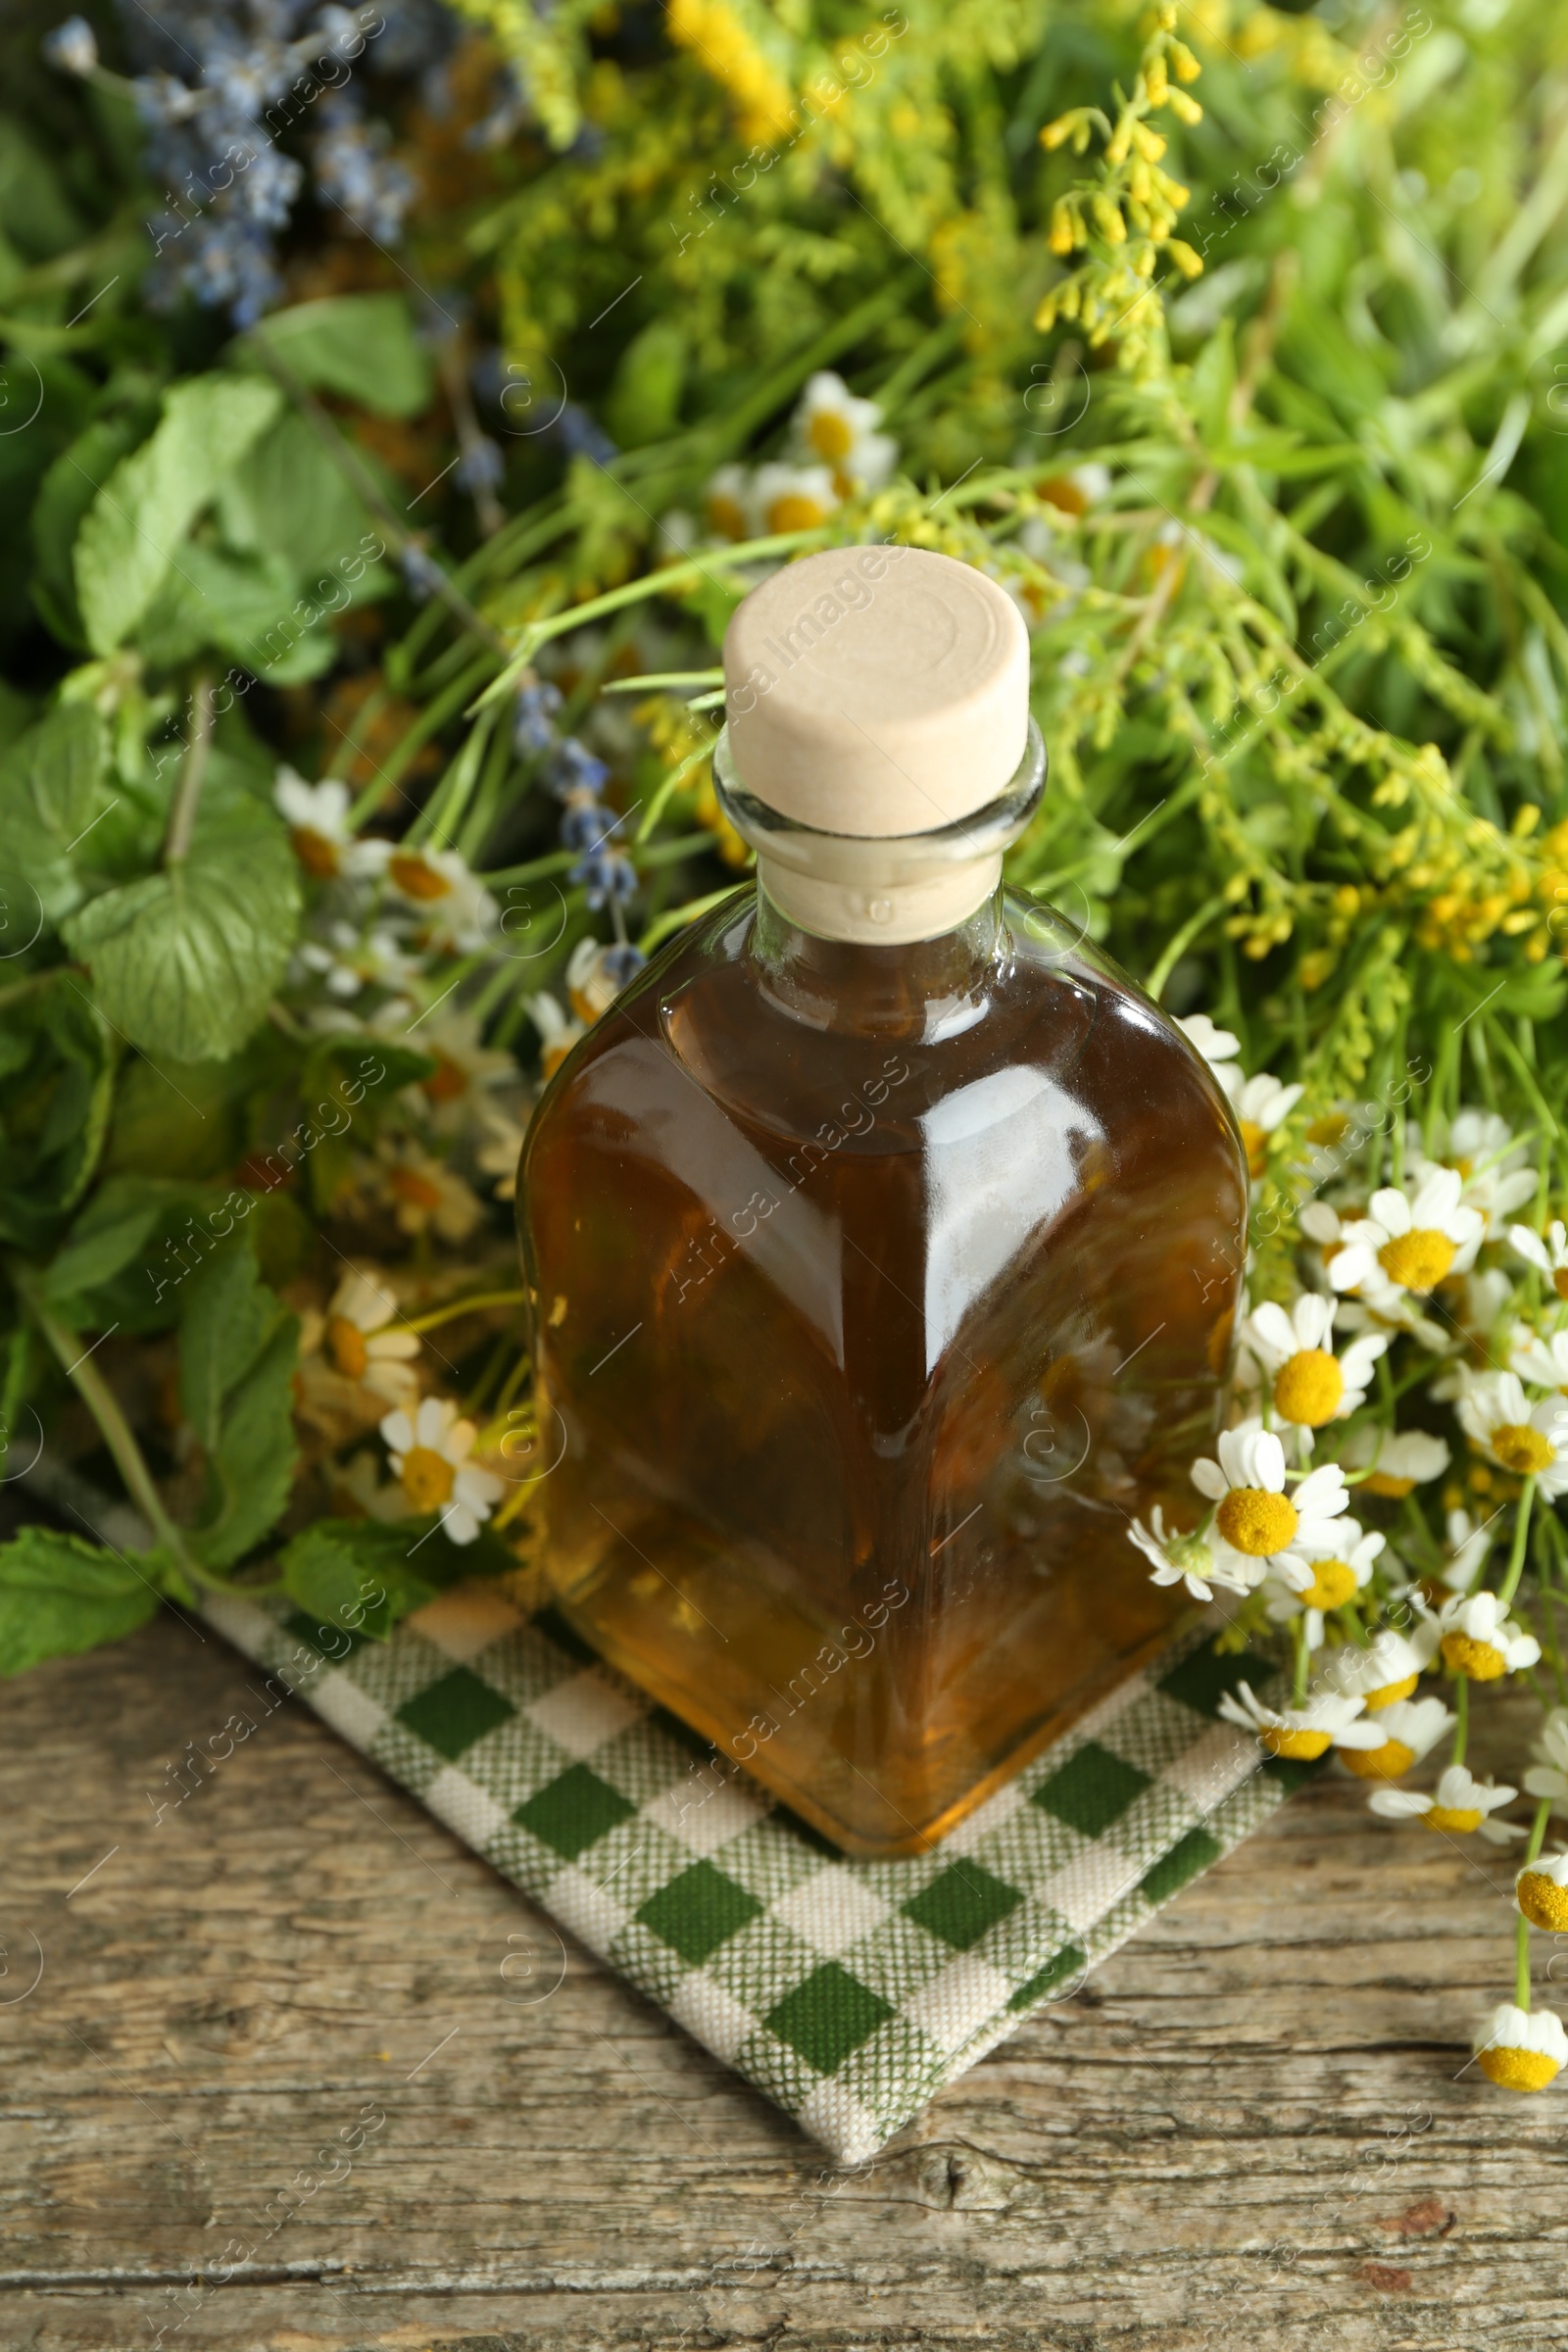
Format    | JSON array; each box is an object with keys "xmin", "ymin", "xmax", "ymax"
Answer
[
  {"xmin": 63, "ymin": 789, "xmax": 301, "ymax": 1062},
  {"xmin": 216, "ymin": 411, "xmax": 391, "ymax": 591},
  {"xmin": 32, "ymin": 409, "xmax": 160, "ymax": 648},
  {"xmin": 278, "ymin": 1518, "xmax": 440, "ymax": 1641},
  {"xmin": 178, "ymin": 1242, "xmax": 298, "ymax": 1569},
  {"xmin": 40, "ymin": 1173, "xmax": 191, "ymax": 1308},
  {"xmin": 0, "ymin": 702, "xmax": 109, "ymax": 924},
  {"xmin": 0, "ymin": 973, "xmax": 115, "ymax": 1250},
  {"xmin": 245, "ymin": 295, "xmax": 433, "ymax": 419},
  {"xmin": 0, "ymin": 1527, "xmax": 160, "ymax": 1677},
  {"xmin": 73, "ymin": 374, "xmax": 282, "ymax": 656}
]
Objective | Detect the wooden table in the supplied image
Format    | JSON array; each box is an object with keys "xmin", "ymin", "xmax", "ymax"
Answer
[{"xmin": 2, "ymin": 1609, "xmax": 1565, "ymax": 2351}]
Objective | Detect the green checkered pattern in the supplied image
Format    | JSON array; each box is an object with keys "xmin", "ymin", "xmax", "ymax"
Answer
[{"xmin": 202, "ymin": 1585, "xmax": 1296, "ymax": 2163}]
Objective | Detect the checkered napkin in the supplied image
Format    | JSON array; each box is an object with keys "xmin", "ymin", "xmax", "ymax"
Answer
[{"xmin": 200, "ymin": 1584, "xmax": 1301, "ymax": 2163}]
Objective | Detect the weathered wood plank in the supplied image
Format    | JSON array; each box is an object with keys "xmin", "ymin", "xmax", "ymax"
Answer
[{"xmin": 2, "ymin": 1611, "xmax": 1565, "ymax": 2351}]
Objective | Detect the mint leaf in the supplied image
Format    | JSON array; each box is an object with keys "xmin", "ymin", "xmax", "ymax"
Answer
[
  {"xmin": 245, "ymin": 295, "xmax": 432, "ymax": 419},
  {"xmin": 178, "ymin": 1243, "xmax": 298, "ymax": 1569},
  {"xmin": 73, "ymin": 374, "xmax": 282, "ymax": 656},
  {"xmin": 0, "ymin": 702, "xmax": 109, "ymax": 923},
  {"xmin": 0, "ymin": 973, "xmax": 114, "ymax": 1250},
  {"xmin": 0, "ymin": 1527, "xmax": 160, "ymax": 1677},
  {"xmin": 278, "ymin": 1518, "xmax": 439, "ymax": 1642},
  {"xmin": 63, "ymin": 790, "xmax": 300, "ymax": 1062},
  {"xmin": 41, "ymin": 1173, "xmax": 194, "ymax": 1308}
]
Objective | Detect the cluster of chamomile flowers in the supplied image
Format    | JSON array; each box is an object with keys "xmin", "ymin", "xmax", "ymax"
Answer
[
  {"xmin": 1128, "ymin": 1010, "xmax": 1568, "ymax": 2091},
  {"xmin": 664, "ymin": 372, "xmax": 899, "ymax": 554}
]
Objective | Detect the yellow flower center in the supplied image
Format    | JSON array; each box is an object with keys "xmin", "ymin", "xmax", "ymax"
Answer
[
  {"xmin": 1214, "ymin": 1488, "xmax": 1298, "ymax": 1556},
  {"xmin": 326, "ymin": 1315, "xmax": 368, "ymax": 1379},
  {"xmin": 764, "ymin": 493, "xmax": 829, "ymax": 534},
  {"xmin": 1306, "ymin": 1112, "xmax": 1350, "ymax": 1147},
  {"xmin": 807, "ymin": 409, "xmax": 855, "ymax": 460},
  {"xmin": 1344, "ymin": 1739, "xmax": 1415, "ymax": 1782},
  {"xmin": 1362, "ymin": 1672, "xmax": 1419, "ymax": 1711},
  {"xmin": 1442, "ymin": 1631, "xmax": 1507, "ymax": 1681},
  {"xmin": 389, "ymin": 852, "xmax": 453, "ymax": 903},
  {"xmin": 289, "ymin": 824, "xmax": 341, "ymax": 878},
  {"xmin": 706, "ymin": 492, "xmax": 749, "ymax": 541},
  {"xmin": 1554, "ymin": 1268, "xmax": 1568, "ymax": 1302},
  {"xmin": 1517, "ymin": 1873, "xmax": 1568, "ymax": 1934},
  {"xmin": 1363, "ymin": 1471, "xmax": 1416, "ymax": 1498},
  {"xmin": 1377, "ymin": 1228, "xmax": 1456, "ymax": 1291},
  {"xmin": 422, "ymin": 1052, "xmax": 469, "ymax": 1104},
  {"xmin": 1238, "ymin": 1117, "xmax": 1268, "ymax": 1179},
  {"xmin": 1425, "ymin": 1804, "xmax": 1484, "ymax": 1833},
  {"xmin": 1272, "ymin": 1348, "xmax": 1345, "ymax": 1428},
  {"xmin": 1297, "ymin": 1557, "xmax": 1358, "ymax": 1611},
  {"xmin": 401, "ymin": 1445, "xmax": 455, "ymax": 1512},
  {"xmin": 1479, "ymin": 2044, "xmax": 1561, "ymax": 2092},
  {"xmin": 1491, "ymin": 1423, "xmax": 1555, "ymax": 1475},
  {"xmin": 541, "ymin": 1040, "xmax": 575, "ymax": 1080},
  {"xmin": 1260, "ymin": 1725, "xmax": 1332, "ymax": 1760},
  {"xmin": 389, "ymin": 1167, "xmax": 443, "ymax": 1211}
]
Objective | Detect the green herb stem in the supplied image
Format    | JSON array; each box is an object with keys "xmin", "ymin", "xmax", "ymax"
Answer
[{"xmin": 1498, "ymin": 1477, "xmax": 1537, "ymax": 1609}]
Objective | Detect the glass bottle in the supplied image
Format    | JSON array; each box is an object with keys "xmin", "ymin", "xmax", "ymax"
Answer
[{"xmin": 517, "ymin": 547, "xmax": 1248, "ymax": 1856}]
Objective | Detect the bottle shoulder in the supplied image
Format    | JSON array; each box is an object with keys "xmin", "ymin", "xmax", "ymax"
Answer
[{"xmin": 525, "ymin": 888, "xmax": 1242, "ymax": 1180}]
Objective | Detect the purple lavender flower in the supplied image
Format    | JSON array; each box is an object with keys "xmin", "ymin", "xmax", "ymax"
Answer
[
  {"xmin": 547, "ymin": 738, "xmax": 611, "ymax": 800},
  {"xmin": 602, "ymin": 942, "xmax": 647, "ymax": 988},
  {"xmin": 572, "ymin": 848, "xmax": 638, "ymax": 909},
  {"xmin": 513, "ymin": 679, "xmax": 563, "ymax": 756}
]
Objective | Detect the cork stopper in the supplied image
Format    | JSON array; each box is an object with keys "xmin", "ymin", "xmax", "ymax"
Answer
[{"xmin": 722, "ymin": 546, "xmax": 1031, "ymax": 839}]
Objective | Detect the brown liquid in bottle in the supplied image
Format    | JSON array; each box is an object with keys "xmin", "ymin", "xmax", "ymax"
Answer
[{"xmin": 519, "ymin": 885, "xmax": 1247, "ymax": 1855}]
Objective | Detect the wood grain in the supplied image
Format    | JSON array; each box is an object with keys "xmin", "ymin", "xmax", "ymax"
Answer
[{"xmin": 2, "ymin": 1609, "xmax": 1565, "ymax": 2352}]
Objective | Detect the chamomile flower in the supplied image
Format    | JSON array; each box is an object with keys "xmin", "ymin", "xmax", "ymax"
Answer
[
  {"xmin": 1416, "ymin": 1109, "xmax": 1537, "ymax": 1238},
  {"xmin": 1190, "ymin": 1425, "xmax": 1349, "ymax": 1587},
  {"xmin": 1509, "ymin": 1220, "xmax": 1568, "ymax": 1300},
  {"xmin": 1511, "ymin": 1325, "xmax": 1568, "ymax": 1396},
  {"xmin": 703, "ymin": 464, "xmax": 758, "ymax": 542},
  {"xmin": 379, "ymin": 1396, "xmax": 504, "ymax": 1546},
  {"xmin": 791, "ymin": 371, "xmax": 897, "ymax": 495},
  {"xmin": 526, "ymin": 992, "xmax": 584, "ymax": 1084},
  {"xmin": 295, "ymin": 922, "xmax": 425, "ymax": 1005},
  {"xmin": 1516, "ymin": 1852, "xmax": 1568, "ymax": 1934},
  {"xmin": 1473, "ymin": 2002, "xmax": 1568, "ymax": 2091},
  {"xmin": 1127, "ymin": 1506, "xmax": 1252, "ymax": 1601},
  {"xmin": 1435, "ymin": 1589, "xmax": 1542, "ymax": 1682},
  {"xmin": 1455, "ymin": 1371, "xmax": 1568, "ymax": 1496},
  {"xmin": 1325, "ymin": 1168, "xmax": 1485, "ymax": 1300},
  {"xmin": 1337, "ymin": 1695, "xmax": 1454, "ymax": 1782},
  {"xmin": 1218, "ymin": 1069, "xmax": 1304, "ymax": 1179},
  {"xmin": 753, "ymin": 461, "xmax": 841, "ymax": 536},
  {"xmin": 1436, "ymin": 1506, "xmax": 1500, "ymax": 1592},
  {"xmin": 1339, "ymin": 1424, "xmax": 1450, "ymax": 1497},
  {"xmin": 1266, "ymin": 1522, "xmax": 1384, "ymax": 1644},
  {"xmin": 1369, "ymin": 1763, "xmax": 1522, "ymax": 1840},
  {"xmin": 1524, "ymin": 1710, "xmax": 1568, "ymax": 1817},
  {"xmin": 316, "ymin": 1269, "xmax": 420, "ymax": 1406},
  {"xmin": 1217, "ymin": 1680, "xmax": 1382, "ymax": 1760},
  {"xmin": 408, "ymin": 1008, "xmax": 516, "ymax": 1136},
  {"xmin": 274, "ymin": 769, "xmax": 384, "ymax": 882},
  {"xmin": 565, "ymin": 935, "xmax": 633, "ymax": 1024},
  {"xmin": 376, "ymin": 1141, "xmax": 485, "ymax": 1245},
  {"xmin": 382, "ymin": 846, "xmax": 498, "ymax": 952},
  {"xmin": 1323, "ymin": 1622, "xmax": 1442, "ymax": 1710},
  {"xmin": 474, "ymin": 1102, "xmax": 529, "ymax": 1201},
  {"xmin": 1174, "ymin": 1012, "xmax": 1240, "ymax": 1070},
  {"xmin": 1243, "ymin": 1294, "xmax": 1389, "ymax": 1430}
]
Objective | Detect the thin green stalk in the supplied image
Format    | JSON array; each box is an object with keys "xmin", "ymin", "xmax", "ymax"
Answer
[
  {"xmin": 639, "ymin": 885, "xmax": 742, "ymax": 956},
  {"xmin": 29, "ymin": 1301, "xmax": 207, "ymax": 1589},
  {"xmin": 163, "ymin": 675, "xmax": 214, "ymax": 865},
  {"xmin": 1293, "ymin": 1613, "xmax": 1310, "ymax": 1704},
  {"xmin": 412, "ymin": 703, "xmax": 497, "ymax": 850},
  {"xmin": 1148, "ymin": 892, "xmax": 1228, "ymax": 1001},
  {"xmin": 1498, "ymin": 1477, "xmax": 1537, "ymax": 1608},
  {"xmin": 1451, "ymin": 1670, "xmax": 1469, "ymax": 1768},
  {"xmin": 401, "ymin": 1289, "xmax": 528, "ymax": 1334},
  {"xmin": 348, "ymin": 652, "xmax": 499, "ymax": 828},
  {"xmin": 472, "ymin": 531, "xmax": 831, "ymax": 711},
  {"xmin": 1517, "ymin": 1797, "xmax": 1552, "ymax": 2011}
]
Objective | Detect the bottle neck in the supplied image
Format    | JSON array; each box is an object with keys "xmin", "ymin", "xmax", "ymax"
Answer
[{"xmin": 749, "ymin": 880, "xmax": 1005, "ymax": 1039}]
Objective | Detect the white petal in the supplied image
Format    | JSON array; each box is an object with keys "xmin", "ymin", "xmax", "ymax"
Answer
[
  {"xmin": 1191, "ymin": 1457, "xmax": 1228, "ymax": 1500},
  {"xmin": 379, "ymin": 1409, "xmax": 416, "ymax": 1456},
  {"xmin": 1368, "ymin": 1187, "xmax": 1413, "ymax": 1238}
]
